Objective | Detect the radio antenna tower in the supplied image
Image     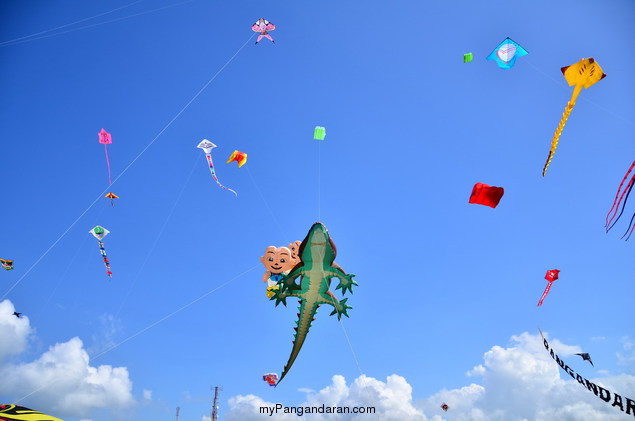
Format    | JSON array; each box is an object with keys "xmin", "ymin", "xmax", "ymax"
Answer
[
  {"xmin": 211, "ymin": 386, "xmax": 222, "ymax": 421},
  {"xmin": 175, "ymin": 406, "xmax": 180, "ymax": 421}
]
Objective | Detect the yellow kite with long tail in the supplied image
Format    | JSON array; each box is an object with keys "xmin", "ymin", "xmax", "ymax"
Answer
[{"xmin": 542, "ymin": 58, "xmax": 606, "ymax": 176}]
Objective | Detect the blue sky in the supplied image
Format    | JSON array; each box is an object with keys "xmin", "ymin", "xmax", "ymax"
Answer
[{"xmin": 1, "ymin": 0, "xmax": 634, "ymax": 420}]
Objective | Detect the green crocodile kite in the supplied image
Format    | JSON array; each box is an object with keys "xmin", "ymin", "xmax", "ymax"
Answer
[{"xmin": 271, "ymin": 222, "xmax": 357, "ymax": 385}]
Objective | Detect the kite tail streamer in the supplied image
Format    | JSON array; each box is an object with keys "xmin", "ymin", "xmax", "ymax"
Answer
[
  {"xmin": 621, "ymin": 213, "xmax": 635, "ymax": 241},
  {"xmin": 542, "ymin": 85, "xmax": 582, "ymax": 176},
  {"xmin": 205, "ymin": 153, "xmax": 237, "ymax": 196},
  {"xmin": 104, "ymin": 143, "xmax": 113, "ymax": 185},
  {"xmin": 605, "ymin": 161, "xmax": 635, "ymax": 231},
  {"xmin": 537, "ymin": 282, "xmax": 553, "ymax": 306},
  {"xmin": 98, "ymin": 240, "xmax": 112, "ymax": 277},
  {"xmin": 607, "ymin": 176, "xmax": 635, "ymax": 233}
]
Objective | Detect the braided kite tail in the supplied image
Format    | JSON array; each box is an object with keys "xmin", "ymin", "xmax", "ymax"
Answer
[{"xmin": 542, "ymin": 100, "xmax": 576, "ymax": 176}]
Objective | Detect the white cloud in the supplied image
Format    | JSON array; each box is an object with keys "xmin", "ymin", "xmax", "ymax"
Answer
[
  {"xmin": 224, "ymin": 332, "xmax": 635, "ymax": 421},
  {"xmin": 0, "ymin": 299, "xmax": 32, "ymax": 361},
  {"xmin": 0, "ymin": 336, "xmax": 135, "ymax": 418},
  {"xmin": 225, "ymin": 374, "xmax": 429, "ymax": 421},
  {"xmin": 617, "ymin": 337, "xmax": 635, "ymax": 371}
]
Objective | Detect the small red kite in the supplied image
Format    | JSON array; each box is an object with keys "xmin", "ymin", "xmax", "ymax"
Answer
[{"xmin": 469, "ymin": 183, "xmax": 504, "ymax": 208}]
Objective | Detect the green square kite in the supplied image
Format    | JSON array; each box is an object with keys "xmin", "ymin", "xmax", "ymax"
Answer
[
  {"xmin": 463, "ymin": 53, "xmax": 473, "ymax": 63},
  {"xmin": 313, "ymin": 126, "xmax": 326, "ymax": 140}
]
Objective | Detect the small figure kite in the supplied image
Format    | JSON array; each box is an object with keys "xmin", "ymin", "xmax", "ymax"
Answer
[
  {"xmin": 441, "ymin": 403, "xmax": 449, "ymax": 412},
  {"xmin": 262, "ymin": 373, "xmax": 278, "ymax": 387},
  {"xmin": 0, "ymin": 405, "xmax": 63, "ymax": 421},
  {"xmin": 314, "ymin": 126, "xmax": 326, "ymax": 140},
  {"xmin": 226, "ymin": 150, "xmax": 248, "ymax": 168},
  {"xmin": 469, "ymin": 183, "xmax": 504, "ymax": 208},
  {"xmin": 463, "ymin": 53, "xmax": 473, "ymax": 63},
  {"xmin": 105, "ymin": 192, "xmax": 119, "ymax": 206},
  {"xmin": 0, "ymin": 258, "xmax": 14, "ymax": 270},
  {"xmin": 89, "ymin": 225, "xmax": 112, "ymax": 278},
  {"xmin": 537, "ymin": 269, "xmax": 560, "ymax": 306},
  {"xmin": 542, "ymin": 58, "xmax": 606, "ymax": 176},
  {"xmin": 605, "ymin": 160, "xmax": 635, "ymax": 240},
  {"xmin": 252, "ymin": 18, "xmax": 275, "ymax": 44},
  {"xmin": 576, "ymin": 352, "xmax": 594, "ymax": 366},
  {"xmin": 486, "ymin": 37, "xmax": 527, "ymax": 69},
  {"xmin": 12, "ymin": 312, "xmax": 21, "ymax": 318},
  {"xmin": 197, "ymin": 139, "xmax": 237, "ymax": 197}
]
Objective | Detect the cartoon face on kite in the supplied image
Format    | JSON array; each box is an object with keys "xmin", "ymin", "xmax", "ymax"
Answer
[
  {"xmin": 542, "ymin": 58, "xmax": 606, "ymax": 176},
  {"xmin": 486, "ymin": 38, "xmax": 527, "ymax": 69},
  {"xmin": 226, "ymin": 150, "xmax": 247, "ymax": 168},
  {"xmin": 287, "ymin": 241, "xmax": 301, "ymax": 266},
  {"xmin": 261, "ymin": 246, "xmax": 293, "ymax": 275}
]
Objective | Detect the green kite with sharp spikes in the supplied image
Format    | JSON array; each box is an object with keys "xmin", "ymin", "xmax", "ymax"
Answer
[{"xmin": 271, "ymin": 222, "xmax": 357, "ymax": 385}]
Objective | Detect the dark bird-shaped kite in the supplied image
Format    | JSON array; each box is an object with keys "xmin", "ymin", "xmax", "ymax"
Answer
[
  {"xmin": 12, "ymin": 312, "xmax": 22, "ymax": 318},
  {"xmin": 575, "ymin": 353, "xmax": 594, "ymax": 366}
]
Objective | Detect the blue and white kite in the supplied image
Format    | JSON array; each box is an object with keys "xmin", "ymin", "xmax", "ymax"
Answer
[{"xmin": 486, "ymin": 37, "xmax": 528, "ymax": 69}]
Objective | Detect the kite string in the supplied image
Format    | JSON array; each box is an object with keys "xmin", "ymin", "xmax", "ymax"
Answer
[
  {"xmin": 245, "ymin": 167, "xmax": 287, "ymax": 239},
  {"xmin": 0, "ymin": 0, "xmax": 195, "ymax": 48},
  {"xmin": 318, "ymin": 139, "xmax": 321, "ymax": 221},
  {"xmin": 0, "ymin": 0, "xmax": 146, "ymax": 46},
  {"xmin": 115, "ymin": 153, "xmax": 199, "ymax": 317},
  {"xmin": 0, "ymin": 32, "xmax": 254, "ymax": 301},
  {"xmin": 321, "ymin": 275, "xmax": 379, "ymax": 418},
  {"xmin": 13, "ymin": 263, "xmax": 259, "ymax": 405}
]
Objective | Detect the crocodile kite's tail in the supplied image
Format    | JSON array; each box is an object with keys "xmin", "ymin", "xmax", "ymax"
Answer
[{"xmin": 276, "ymin": 301, "xmax": 318, "ymax": 386}]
